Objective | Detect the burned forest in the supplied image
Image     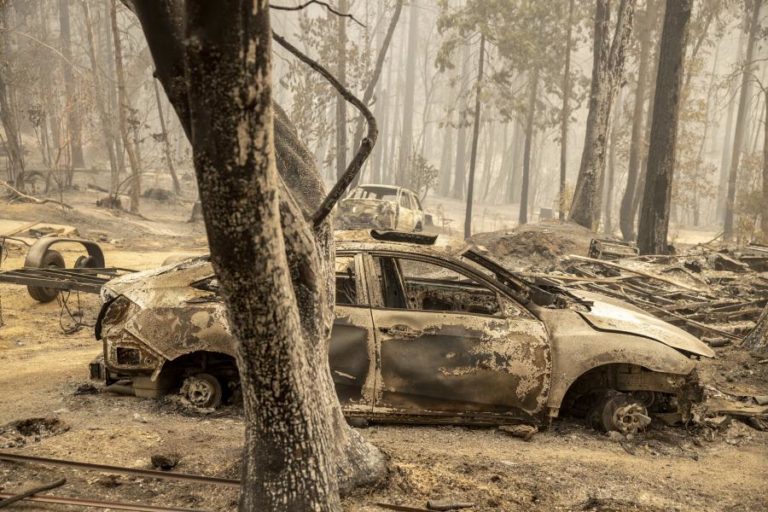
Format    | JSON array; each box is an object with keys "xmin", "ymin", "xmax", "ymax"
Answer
[{"xmin": 1, "ymin": 0, "xmax": 767, "ymax": 511}]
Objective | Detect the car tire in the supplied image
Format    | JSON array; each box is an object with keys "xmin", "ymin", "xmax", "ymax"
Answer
[
  {"xmin": 27, "ymin": 250, "xmax": 65, "ymax": 303},
  {"xmin": 590, "ymin": 390, "xmax": 651, "ymax": 435},
  {"xmin": 181, "ymin": 373, "xmax": 223, "ymax": 409}
]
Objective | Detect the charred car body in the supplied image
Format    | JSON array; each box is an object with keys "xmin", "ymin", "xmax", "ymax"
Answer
[
  {"xmin": 336, "ymin": 185, "xmax": 425, "ymax": 232},
  {"xmin": 92, "ymin": 231, "xmax": 713, "ymax": 433}
]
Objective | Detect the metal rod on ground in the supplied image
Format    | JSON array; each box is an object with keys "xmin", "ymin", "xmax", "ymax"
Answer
[
  {"xmin": 0, "ymin": 452, "xmax": 239, "ymax": 487},
  {"xmin": 0, "ymin": 478, "xmax": 66, "ymax": 509},
  {"xmin": 0, "ymin": 492, "xmax": 209, "ymax": 512}
]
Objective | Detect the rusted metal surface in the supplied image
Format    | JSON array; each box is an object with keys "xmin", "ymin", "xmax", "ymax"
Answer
[{"xmin": 95, "ymin": 231, "xmax": 710, "ymax": 425}]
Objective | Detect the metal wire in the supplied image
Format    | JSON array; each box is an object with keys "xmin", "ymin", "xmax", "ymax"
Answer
[{"xmin": 0, "ymin": 492, "xmax": 210, "ymax": 512}]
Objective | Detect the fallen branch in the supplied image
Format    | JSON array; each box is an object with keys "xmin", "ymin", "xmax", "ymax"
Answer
[
  {"xmin": 0, "ymin": 478, "xmax": 66, "ymax": 509},
  {"xmin": 271, "ymin": 31, "xmax": 378, "ymax": 228},
  {"xmin": 0, "ymin": 181, "xmax": 73, "ymax": 209}
]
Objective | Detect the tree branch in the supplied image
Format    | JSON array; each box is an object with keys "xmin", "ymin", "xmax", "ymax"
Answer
[
  {"xmin": 271, "ymin": 31, "xmax": 378, "ymax": 228},
  {"xmin": 270, "ymin": 0, "xmax": 364, "ymax": 27},
  {"xmin": 0, "ymin": 181, "xmax": 73, "ymax": 209}
]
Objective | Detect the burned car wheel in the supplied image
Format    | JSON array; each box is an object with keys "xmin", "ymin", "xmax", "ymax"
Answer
[
  {"xmin": 27, "ymin": 249, "xmax": 65, "ymax": 303},
  {"xmin": 591, "ymin": 391, "xmax": 651, "ymax": 435},
  {"xmin": 181, "ymin": 373, "xmax": 223, "ymax": 408}
]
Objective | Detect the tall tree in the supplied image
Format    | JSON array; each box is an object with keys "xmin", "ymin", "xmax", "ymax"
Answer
[
  {"xmin": 397, "ymin": 0, "xmax": 420, "ymax": 186},
  {"xmin": 334, "ymin": 0, "xmax": 348, "ymax": 180},
  {"xmin": 153, "ymin": 79, "xmax": 181, "ymax": 195},
  {"xmin": 559, "ymin": 0, "xmax": 575, "ymax": 220},
  {"xmin": 126, "ymin": 1, "xmax": 386, "ymax": 509},
  {"xmin": 569, "ymin": 0, "xmax": 636, "ymax": 230},
  {"xmin": 0, "ymin": 2, "xmax": 24, "ymax": 189},
  {"xmin": 464, "ymin": 33, "xmax": 485, "ymax": 238},
  {"xmin": 519, "ymin": 66, "xmax": 539, "ymax": 224},
  {"xmin": 619, "ymin": 0, "xmax": 657, "ymax": 240},
  {"xmin": 59, "ymin": 0, "xmax": 86, "ymax": 170},
  {"xmin": 110, "ymin": 0, "xmax": 142, "ymax": 212},
  {"xmin": 723, "ymin": 0, "xmax": 763, "ymax": 241},
  {"xmin": 637, "ymin": 0, "xmax": 693, "ymax": 254}
]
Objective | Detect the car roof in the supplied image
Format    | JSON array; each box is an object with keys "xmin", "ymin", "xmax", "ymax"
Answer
[{"xmin": 335, "ymin": 229, "xmax": 466, "ymax": 258}]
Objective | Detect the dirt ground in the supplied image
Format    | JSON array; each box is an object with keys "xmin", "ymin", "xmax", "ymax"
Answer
[{"xmin": 1, "ymin": 196, "xmax": 767, "ymax": 511}]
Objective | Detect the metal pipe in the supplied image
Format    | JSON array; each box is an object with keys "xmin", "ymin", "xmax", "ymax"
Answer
[{"xmin": 0, "ymin": 492, "xmax": 210, "ymax": 512}]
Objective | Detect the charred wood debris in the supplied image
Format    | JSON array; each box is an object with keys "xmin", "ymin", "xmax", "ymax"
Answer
[{"xmin": 527, "ymin": 239, "xmax": 768, "ymax": 353}]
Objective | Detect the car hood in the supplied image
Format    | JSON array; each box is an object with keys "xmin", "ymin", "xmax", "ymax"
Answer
[
  {"xmin": 568, "ymin": 290, "xmax": 715, "ymax": 358},
  {"xmin": 103, "ymin": 257, "xmax": 214, "ymax": 307}
]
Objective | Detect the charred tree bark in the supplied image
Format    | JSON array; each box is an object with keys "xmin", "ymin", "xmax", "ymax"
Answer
[
  {"xmin": 569, "ymin": 0, "xmax": 636, "ymax": 230},
  {"xmin": 125, "ymin": 0, "xmax": 385, "ymax": 507},
  {"xmin": 637, "ymin": 0, "xmax": 692, "ymax": 255},
  {"xmin": 464, "ymin": 33, "xmax": 485, "ymax": 239},
  {"xmin": 605, "ymin": 91, "xmax": 623, "ymax": 235},
  {"xmin": 519, "ymin": 67, "xmax": 539, "ymax": 225},
  {"xmin": 762, "ymin": 87, "xmax": 768, "ymax": 242},
  {"xmin": 110, "ymin": 0, "xmax": 142, "ymax": 212},
  {"xmin": 559, "ymin": 0, "xmax": 575, "ymax": 220},
  {"xmin": 335, "ymin": 0, "xmax": 348, "ymax": 181},
  {"xmin": 619, "ymin": 0, "xmax": 656, "ymax": 241},
  {"xmin": 723, "ymin": 0, "xmax": 762, "ymax": 241},
  {"xmin": 59, "ymin": 0, "xmax": 85, "ymax": 170},
  {"xmin": 153, "ymin": 79, "xmax": 181, "ymax": 195}
]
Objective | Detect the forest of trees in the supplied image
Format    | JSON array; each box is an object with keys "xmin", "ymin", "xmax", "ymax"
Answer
[{"xmin": 1, "ymin": 0, "xmax": 766, "ymax": 245}]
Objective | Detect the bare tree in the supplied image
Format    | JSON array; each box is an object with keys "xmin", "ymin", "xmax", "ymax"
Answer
[
  {"xmin": 637, "ymin": 0, "xmax": 693, "ymax": 255},
  {"xmin": 519, "ymin": 66, "xmax": 539, "ymax": 225},
  {"xmin": 397, "ymin": 0, "xmax": 420, "ymax": 185},
  {"xmin": 723, "ymin": 0, "xmax": 763, "ymax": 241},
  {"xmin": 0, "ymin": 2, "xmax": 24, "ymax": 189},
  {"xmin": 124, "ymin": 0, "xmax": 385, "ymax": 509},
  {"xmin": 152, "ymin": 79, "xmax": 181, "ymax": 195},
  {"xmin": 569, "ymin": 0, "xmax": 636, "ymax": 230},
  {"xmin": 619, "ymin": 0, "xmax": 657, "ymax": 240},
  {"xmin": 59, "ymin": 0, "xmax": 85, "ymax": 171},
  {"xmin": 110, "ymin": 0, "xmax": 142, "ymax": 212},
  {"xmin": 335, "ymin": 0, "xmax": 348, "ymax": 180},
  {"xmin": 559, "ymin": 0, "xmax": 575, "ymax": 220},
  {"xmin": 464, "ymin": 33, "xmax": 485, "ymax": 238}
]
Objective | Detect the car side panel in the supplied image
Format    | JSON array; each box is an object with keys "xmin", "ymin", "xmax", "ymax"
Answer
[{"xmin": 329, "ymin": 305, "xmax": 377, "ymax": 409}]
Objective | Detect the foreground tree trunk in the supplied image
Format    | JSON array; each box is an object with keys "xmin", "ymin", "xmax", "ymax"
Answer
[
  {"xmin": 619, "ymin": 0, "xmax": 656, "ymax": 240},
  {"xmin": 569, "ymin": 0, "xmax": 636, "ymax": 230},
  {"xmin": 464, "ymin": 34, "xmax": 485, "ymax": 239},
  {"xmin": 723, "ymin": 0, "xmax": 763, "ymax": 241},
  {"xmin": 126, "ymin": 1, "xmax": 385, "ymax": 508},
  {"xmin": 637, "ymin": 0, "xmax": 692, "ymax": 255}
]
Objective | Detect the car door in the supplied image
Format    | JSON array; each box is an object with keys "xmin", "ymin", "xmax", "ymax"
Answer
[
  {"xmin": 395, "ymin": 191, "xmax": 416, "ymax": 231},
  {"xmin": 367, "ymin": 253, "xmax": 551, "ymax": 421},
  {"xmin": 329, "ymin": 253, "xmax": 377, "ymax": 411}
]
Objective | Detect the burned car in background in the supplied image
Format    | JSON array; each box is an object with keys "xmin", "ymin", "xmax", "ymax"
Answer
[
  {"xmin": 91, "ymin": 230, "xmax": 713, "ymax": 433},
  {"xmin": 336, "ymin": 184, "xmax": 425, "ymax": 232}
]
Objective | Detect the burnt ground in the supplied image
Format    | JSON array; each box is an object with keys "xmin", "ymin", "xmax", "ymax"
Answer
[{"xmin": 0, "ymin": 198, "xmax": 766, "ymax": 511}]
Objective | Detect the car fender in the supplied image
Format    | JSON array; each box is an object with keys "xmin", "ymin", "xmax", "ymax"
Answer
[{"xmin": 536, "ymin": 308, "xmax": 696, "ymax": 412}]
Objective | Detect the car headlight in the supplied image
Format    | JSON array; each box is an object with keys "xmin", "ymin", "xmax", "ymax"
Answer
[
  {"xmin": 102, "ymin": 296, "xmax": 133, "ymax": 326},
  {"xmin": 100, "ymin": 286, "xmax": 118, "ymax": 304}
]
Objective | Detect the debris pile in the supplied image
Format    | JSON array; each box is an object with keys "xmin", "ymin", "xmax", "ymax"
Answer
[{"xmin": 530, "ymin": 241, "xmax": 768, "ymax": 346}]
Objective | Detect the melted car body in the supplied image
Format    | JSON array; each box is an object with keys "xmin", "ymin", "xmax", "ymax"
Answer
[
  {"xmin": 93, "ymin": 231, "xmax": 713, "ymax": 426},
  {"xmin": 336, "ymin": 185, "xmax": 425, "ymax": 232}
]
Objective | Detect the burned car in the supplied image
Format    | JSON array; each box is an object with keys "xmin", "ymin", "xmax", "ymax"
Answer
[
  {"xmin": 92, "ymin": 231, "xmax": 714, "ymax": 433},
  {"xmin": 336, "ymin": 184, "xmax": 425, "ymax": 232}
]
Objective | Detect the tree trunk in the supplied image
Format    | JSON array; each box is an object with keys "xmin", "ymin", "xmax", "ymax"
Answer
[
  {"xmin": 464, "ymin": 33, "xmax": 485, "ymax": 239},
  {"xmin": 724, "ymin": 0, "xmax": 763, "ymax": 241},
  {"xmin": 81, "ymin": 0, "xmax": 120, "ymax": 196},
  {"xmin": 335, "ymin": 0, "xmax": 348, "ymax": 181},
  {"xmin": 619, "ymin": 0, "xmax": 656, "ymax": 240},
  {"xmin": 637, "ymin": 0, "xmax": 693, "ymax": 255},
  {"xmin": 605, "ymin": 91, "xmax": 624, "ymax": 235},
  {"xmin": 104, "ymin": 1, "xmax": 125, "ymax": 192},
  {"xmin": 438, "ymin": 112, "xmax": 455, "ymax": 196},
  {"xmin": 452, "ymin": 43, "xmax": 471, "ymax": 200},
  {"xmin": 569, "ymin": 0, "xmax": 636, "ymax": 230},
  {"xmin": 351, "ymin": 0, "xmax": 403, "ymax": 188},
  {"xmin": 762, "ymin": 88, "xmax": 768, "ymax": 242},
  {"xmin": 110, "ymin": 0, "xmax": 142, "ymax": 212},
  {"xmin": 127, "ymin": 1, "xmax": 385, "ymax": 507},
  {"xmin": 519, "ymin": 67, "xmax": 540, "ymax": 225},
  {"xmin": 0, "ymin": 3, "xmax": 23, "ymax": 189},
  {"xmin": 480, "ymin": 120, "xmax": 497, "ymax": 201},
  {"xmin": 397, "ymin": 0, "xmax": 419, "ymax": 185},
  {"xmin": 153, "ymin": 79, "xmax": 181, "ymax": 195},
  {"xmin": 559, "ymin": 0, "xmax": 575, "ymax": 220},
  {"xmin": 59, "ymin": 0, "xmax": 85, "ymax": 171}
]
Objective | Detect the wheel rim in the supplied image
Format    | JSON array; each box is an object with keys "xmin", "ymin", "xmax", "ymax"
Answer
[{"xmin": 183, "ymin": 376, "xmax": 218, "ymax": 407}]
